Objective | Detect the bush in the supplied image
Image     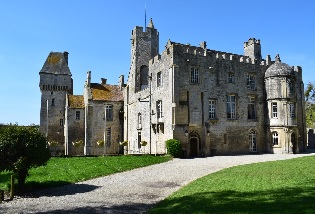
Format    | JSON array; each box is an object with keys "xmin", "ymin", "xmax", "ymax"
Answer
[
  {"xmin": 165, "ymin": 139, "xmax": 182, "ymax": 158},
  {"xmin": 0, "ymin": 124, "xmax": 51, "ymax": 191}
]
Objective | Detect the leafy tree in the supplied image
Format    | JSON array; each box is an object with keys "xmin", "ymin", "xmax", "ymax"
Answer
[
  {"xmin": 0, "ymin": 124, "xmax": 50, "ymax": 190},
  {"xmin": 305, "ymin": 82, "xmax": 315, "ymax": 128}
]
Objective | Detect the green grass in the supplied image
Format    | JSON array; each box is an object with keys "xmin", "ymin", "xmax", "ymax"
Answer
[
  {"xmin": 150, "ymin": 156, "xmax": 315, "ymax": 214},
  {"xmin": 0, "ymin": 155, "xmax": 172, "ymax": 192}
]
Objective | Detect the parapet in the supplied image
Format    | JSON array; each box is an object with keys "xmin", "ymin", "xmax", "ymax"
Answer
[{"xmin": 244, "ymin": 38, "xmax": 261, "ymax": 48}]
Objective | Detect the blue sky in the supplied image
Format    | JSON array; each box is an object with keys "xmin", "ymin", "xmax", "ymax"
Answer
[{"xmin": 0, "ymin": 0, "xmax": 314, "ymax": 125}]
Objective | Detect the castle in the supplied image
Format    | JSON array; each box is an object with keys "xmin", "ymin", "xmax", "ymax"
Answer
[{"xmin": 39, "ymin": 19, "xmax": 306, "ymax": 156}]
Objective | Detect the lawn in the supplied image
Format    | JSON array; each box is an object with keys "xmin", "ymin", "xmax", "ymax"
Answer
[
  {"xmin": 150, "ymin": 155, "xmax": 315, "ymax": 214},
  {"xmin": 0, "ymin": 155, "xmax": 172, "ymax": 192}
]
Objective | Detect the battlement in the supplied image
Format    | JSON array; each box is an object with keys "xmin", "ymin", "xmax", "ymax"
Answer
[
  {"xmin": 169, "ymin": 42, "xmax": 266, "ymax": 65},
  {"xmin": 244, "ymin": 38, "xmax": 261, "ymax": 48}
]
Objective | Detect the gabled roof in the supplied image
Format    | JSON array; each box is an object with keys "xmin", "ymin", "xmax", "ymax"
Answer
[
  {"xmin": 40, "ymin": 52, "xmax": 71, "ymax": 75},
  {"xmin": 90, "ymin": 83, "xmax": 123, "ymax": 101},
  {"xmin": 68, "ymin": 95, "xmax": 84, "ymax": 108}
]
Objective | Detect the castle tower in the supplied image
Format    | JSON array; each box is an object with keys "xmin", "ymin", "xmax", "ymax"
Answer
[
  {"xmin": 130, "ymin": 18, "xmax": 159, "ymax": 92},
  {"xmin": 39, "ymin": 52, "xmax": 73, "ymax": 149},
  {"xmin": 244, "ymin": 38, "xmax": 261, "ymax": 61},
  {"xmin": 265, "ymin": 54, "xmax": 305, "ymax": 154}
]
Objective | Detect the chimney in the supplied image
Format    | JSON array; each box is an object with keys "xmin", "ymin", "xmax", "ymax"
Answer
[
  {"xmin": 63, "ymin": 51, "xmax": 69, "ymax": 64},
  {"xmin": 101, "ymin": 78, "xmax": 107, "ymax": 85},
  {"xmin": 119, "ymin": 75, "xmax": 124, "ymax": 90}
]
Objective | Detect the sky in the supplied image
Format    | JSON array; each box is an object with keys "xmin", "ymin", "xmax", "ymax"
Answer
[{"xmin": 0, "ymin": 0, "xmax": 314, "ymax": 125}]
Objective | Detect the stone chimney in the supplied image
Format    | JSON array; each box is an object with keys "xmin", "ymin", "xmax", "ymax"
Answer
[
  {"xmin": 101, "ymin": 78, "xmax": 107, "ymax": 85},
  {"xmin": 63, "ymin": 51, "xmax": 69, "ymax": 64},
  {"xmin": 119, "ymin": 75, "xmax": 124, "ymax": 90}
]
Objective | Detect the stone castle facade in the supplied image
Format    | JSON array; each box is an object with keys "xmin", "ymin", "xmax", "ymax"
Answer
[{"xmin": 39, "ymin": 19, "xmax": 306, "ymax": 156}]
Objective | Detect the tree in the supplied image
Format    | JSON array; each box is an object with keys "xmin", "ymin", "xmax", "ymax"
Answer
[
  {"xmin": 0, "ymin": 124, "xmax": 51, "ymax": 190},
  {"xmin": 305, "ymin": 82, "xmax": 315, "ymax": 128}
]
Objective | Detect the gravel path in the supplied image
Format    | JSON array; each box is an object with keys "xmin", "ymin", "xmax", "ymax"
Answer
[{"xmin": 1, "ymin": 152, "xmax": 315, "ymax": 214}]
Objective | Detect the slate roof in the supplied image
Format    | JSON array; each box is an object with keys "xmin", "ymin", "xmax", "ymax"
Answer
[
  {"xmin": 68, "ymin": 95, "xmax": 84, "ymax": 108},
  {"xmin": 90, "ymin": 83, "xmax": 123, "ymax": 102},
  {"xmin": 40, "ymin": 52, "xmax": 71, "ymax": 75}
]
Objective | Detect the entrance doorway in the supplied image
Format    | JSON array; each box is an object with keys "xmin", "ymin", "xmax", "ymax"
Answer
[{"xmin": 190, "ymin": 137, "xmax": 198, "ymax": 157}]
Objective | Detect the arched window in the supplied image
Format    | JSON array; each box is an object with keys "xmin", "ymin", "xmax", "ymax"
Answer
[
  {"xmin": 140, "ymin": 65, "xmax": 149, "ymax": 90},
  {"xmin": 272, "ymin": 132, "xmax": 279, "ymax": 146},
  {"xmin": 249, "ymin": 130, "xmax": 257, "ymax": 152}
]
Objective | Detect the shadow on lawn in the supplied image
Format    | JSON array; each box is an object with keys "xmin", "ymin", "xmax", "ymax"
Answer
[
  {"xmin": 25, "ymin": 181, "xmax": 99, "ymax": 198},
  {"xmin": 150, "ymin": 186, "xmax": 315, "ymax": 213}
]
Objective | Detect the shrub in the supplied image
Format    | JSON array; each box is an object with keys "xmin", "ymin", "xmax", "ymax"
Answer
[
  {"xmin": 0, "ymin": 124, "xmax": 51, "ymax": 191},
  {"xmin": 165, "ymin": 139, "xmax": 182, "ymax": 158}
]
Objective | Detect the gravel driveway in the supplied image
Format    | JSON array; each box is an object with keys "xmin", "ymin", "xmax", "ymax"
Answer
[{"xmin": 1, "ymin": 152, "xmax": 315, "ymax": 213}]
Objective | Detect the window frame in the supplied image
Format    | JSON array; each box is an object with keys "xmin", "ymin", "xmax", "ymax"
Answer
[
  {"xmin": 75, "ymin": 111, "xmax": 80, "ymax": 120},
  {"xmin": 248, "ymin": 96, "xmax": 256, "ymax": 120},
  {"xmin": 289, "ymin": 103, "xmax": 295, "ymax": 119},
  {"xmin": 157, "ymin": 71, "xmax": 162, "ymax": 87},
  {"xmin": 105, "ymin": 105, "xmax": 113, "ymax": 121},
  {"xmin": 246, "ymin": 74, "xmax": 256, "ymax": 90},
  {"xmin": 249, "ymin": 130, "xmax": 257, "ymax": 152},
  {"xmin": 190, "ymin": 67, "xmax": 199, "ymax": 84},
  {"xmin": 272, "ymin": 102, "xmax": 278, "ymax": 118},
  {"xmin": 228, "ymin": 72, "xmax": 235, "ymax": 83},
  {"xmin": 272, "ymin": 132, "xmax": 279, "ymax": 146},
  {"xmin": 208, "ymin": 99, "xmax": 216, "ymax": 119},
  {"xmin": 227, "ymin": 95, "xmax": 236, "ymax": 119},
  {"xmin": 156, "ymin": 100, "xmax": 163, "ymax": 119},
  {"xmin": 106, "ymin": 127, "xmax": 111, "ymax": 146}
]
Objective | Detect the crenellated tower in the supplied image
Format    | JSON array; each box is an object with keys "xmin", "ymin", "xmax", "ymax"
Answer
[
  {"xmin": 39, "ymin": 52, "xmax": 73, "ymax": 146},
  {"xmin": 244, "ymin": 38, "xmax": 262, "ymax": 61},
  {"xmin": 129, "ymin": 18, "xmax": 159, "ymax": 92}
]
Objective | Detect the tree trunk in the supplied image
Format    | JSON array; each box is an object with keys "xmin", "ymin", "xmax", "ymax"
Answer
[{"xmin": 17, "ymin": 169, "xmax": 28, "ymax": 192}]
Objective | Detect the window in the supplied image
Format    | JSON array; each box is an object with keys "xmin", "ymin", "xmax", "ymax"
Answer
[
  {"xmin": 209, "ymin": 99, "xmax": 216, "ymax": 119},
  {"xmin": 272, "ymin": 132, "xmax": 279, "ymax": 146},
  {"xmin": 249, "ymin": 130, "xmax": 257, "ymax": 152},
  {"xmin": 106, "ymin": 127, "xmax": 111, "ymax": 146},
  {"xmin": 228, "ymin": 73, "xmax": 234, "ymax": 83},
  {"xmin": 248, "ymin": 97, "xmax": 256, "ymax": 119},
  {"xmin": 157, "ymin": 71, "xmax": 162, "ymax": 87},
  {"xmin": 272, "ymin": 102, "xmax": 278, "ymax": 118},
  {"xmin": 60, "ymin": 119, "xmax": 64, "ymax": 126},
  {"xmin": 75, "ymin": 111, "xmax": 80, "ymax": 120},
  {"xmin": 190, "ymin": 68, "xmax": 199, "ymax": 84},
  {"xmin": 288, "ymin": 80, "xmax": 294, "ymax": 95},
  {"xmin": 289, "ymin": 103, "xmax": 295, "ymax": 118},
  {"xmin": 227, "ymin": 95, "xmax": 236, "ymax": 119},
  {"xmin": 138, "ymin": 113, "xmax": 142, "ymax": 129},
  {"xmin": 105, "ymin": 105, "xmax": 113, "ymax": 121},
  {"xmin": 246, "ymin": 74, "xmax": 255, "ymax": 90},
  {"xmin": 157, "ymin": 100, "xmax": 162, "ymax": 119},
  {"xmin": 52, "ymin": 98, "xmax": 55, "ymax": 106},
  {"xmin": 140, "ymin": 65, "xmax": 149, "ymax": 90}
]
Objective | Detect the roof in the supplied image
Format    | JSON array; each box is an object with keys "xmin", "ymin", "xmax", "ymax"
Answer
[
  {"xmin": 265, "ymin": 61, "xmax": 294, "ymax": 78},
  {"xmin": 40, "ymin": 52, "xmax": 71, "ymax": 75},
  {"xmin": 265, "ymin": 54, "xmax": 294, "ymax": 78},
  {"xmin": 90, "ymin": 83, "xmax": 123, "ymax": 101},
  {"xmin": 68, "ymin": 95, "xmax": 84, "ymax": 108}
]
